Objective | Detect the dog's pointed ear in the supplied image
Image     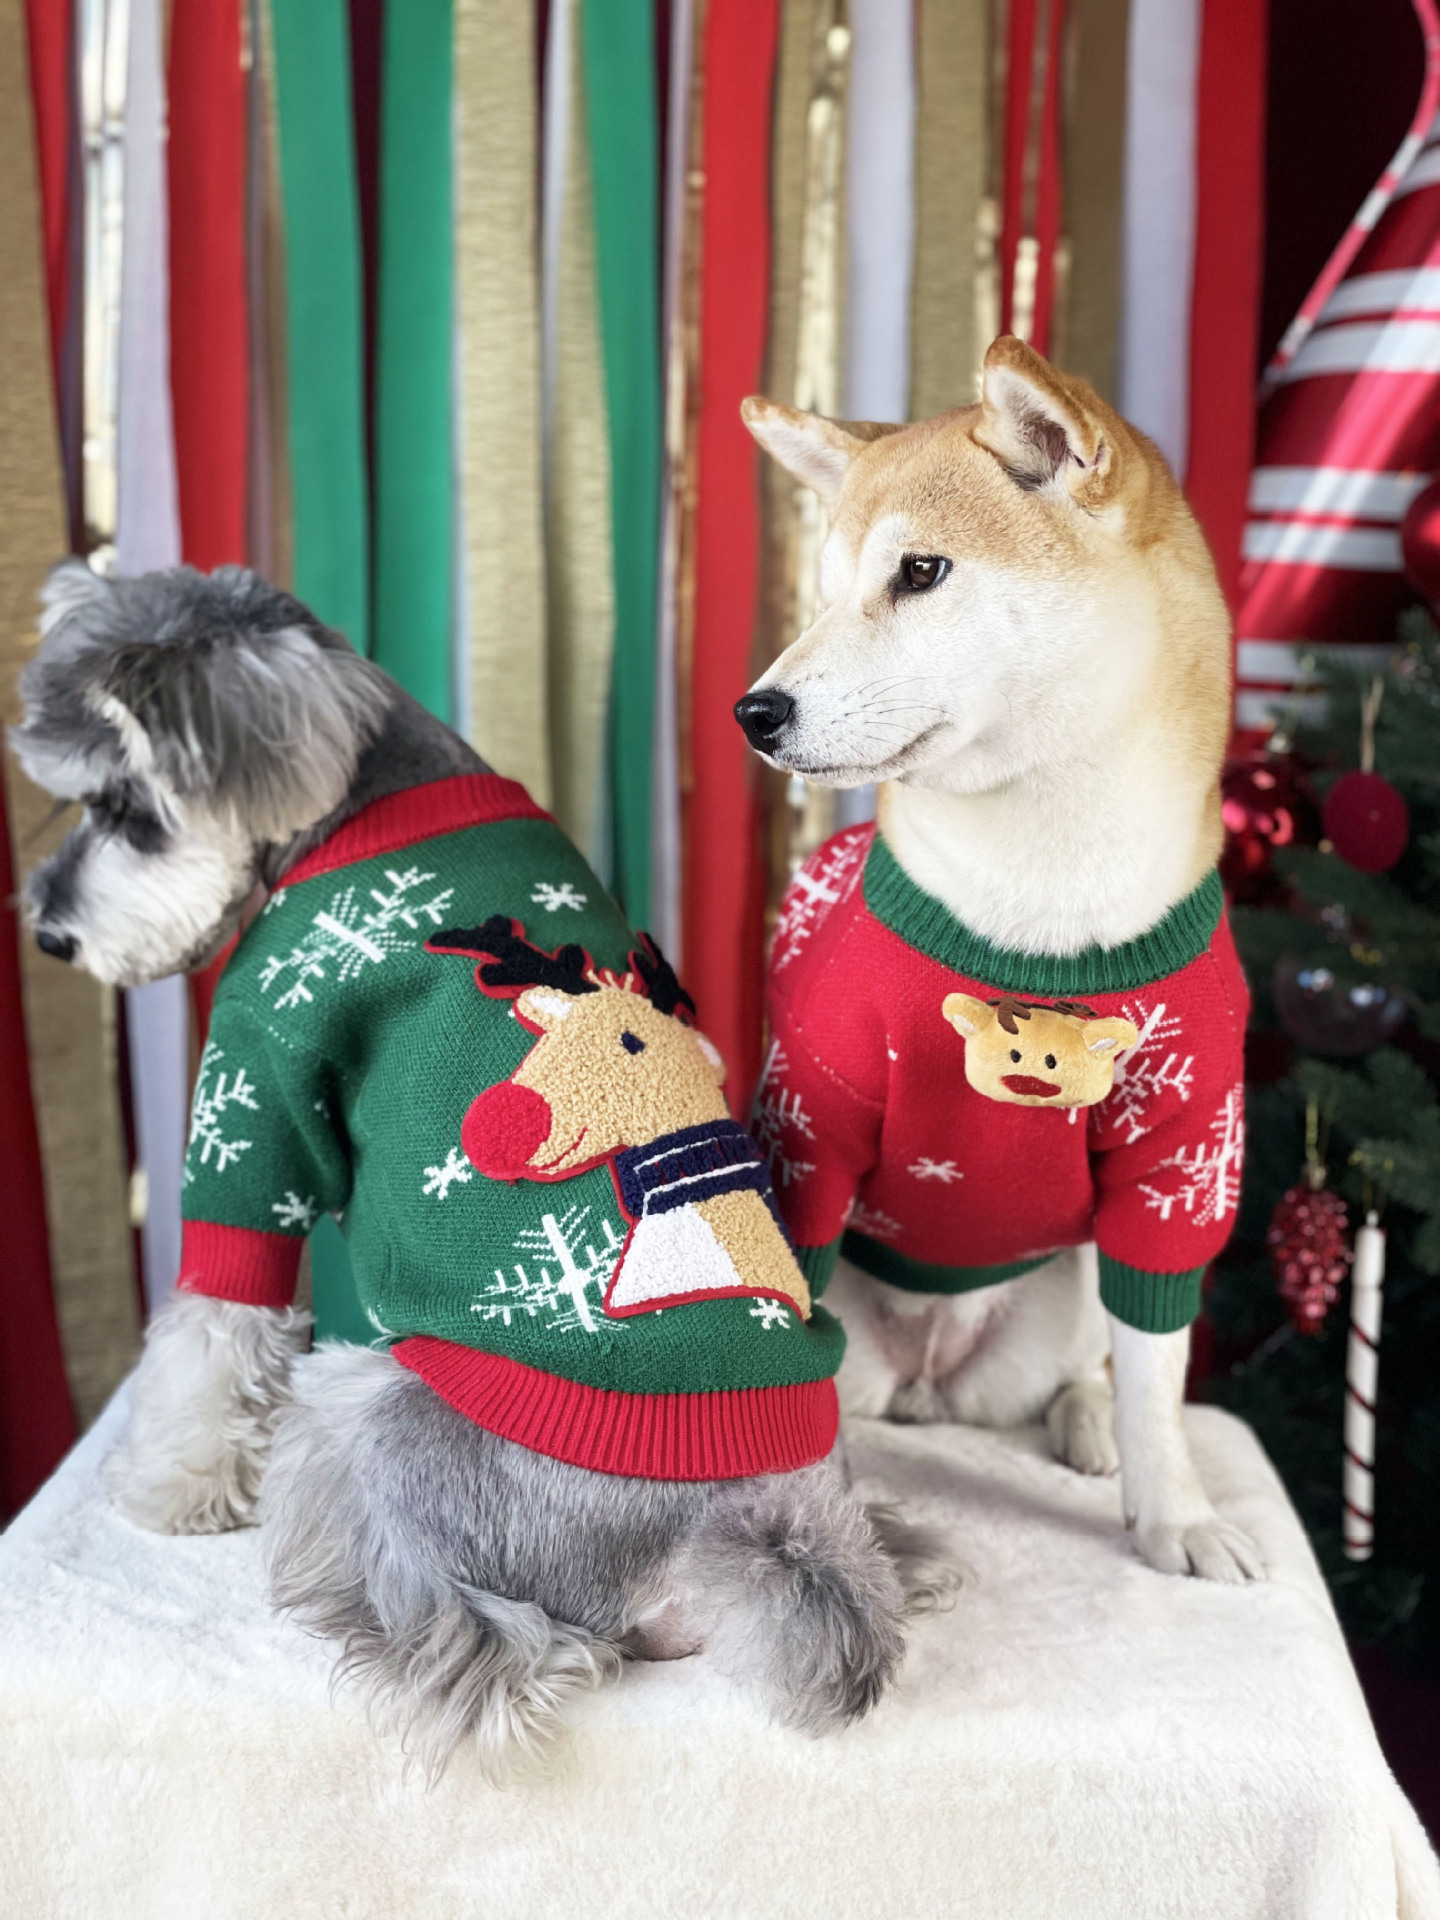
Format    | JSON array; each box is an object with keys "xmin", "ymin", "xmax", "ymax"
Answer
[
  {"xmin": 973, "ymin": 337, "xmax": 1115, "ymax": 503},
  {"xmin": 740, "ymin": 397, "xmax": 901, "ymax": 512}
]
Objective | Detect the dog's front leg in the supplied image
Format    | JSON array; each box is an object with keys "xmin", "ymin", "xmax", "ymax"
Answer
[
  {"xmin": 1107, "ymin": 1318, "xmax": 1265, "ymax": 1583},
  {"xmin": 107, "ymin": 1293, "xmax": 310, "ymax": 1534}
]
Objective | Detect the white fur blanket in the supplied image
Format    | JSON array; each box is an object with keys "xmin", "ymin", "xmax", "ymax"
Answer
[{"xmin": 1, "ymin": 1387, "xmax": 1434, "ymax": 1920}]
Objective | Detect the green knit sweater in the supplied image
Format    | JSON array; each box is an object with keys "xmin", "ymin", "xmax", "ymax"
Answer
[{"xmin": 179, "ymin": 774, "xmax": 842, "ymax": 1479}]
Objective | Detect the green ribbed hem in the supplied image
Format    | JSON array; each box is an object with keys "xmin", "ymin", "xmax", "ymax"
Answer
[
  {"xmin": 843, "ymin": 1231, "xmax": 1051, "ymax": 1296},
  {"xmin": 1098, "ymin": 1253, "xmax": 1205, "ymax": 1333},
  {"xmin": 864, "ymin": 835, "xmax": 1223, "ymax": 996},
  {"xmin": 794, "ymin": 1240, "xmax": 841, "ymax": 1299}
]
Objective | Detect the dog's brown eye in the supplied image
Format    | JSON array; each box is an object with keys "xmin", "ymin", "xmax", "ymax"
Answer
[
  {"xmin": 1009, "ymin": 1048, "xmax": 1021, "ymax": 1064},
  {"xmin": 1045, "ymin": 1054, "xmax": 1056, "ymax": 1070},
  {"xmin": 896, "ymin": 553, "xmax": 950, "ymax": 596}
]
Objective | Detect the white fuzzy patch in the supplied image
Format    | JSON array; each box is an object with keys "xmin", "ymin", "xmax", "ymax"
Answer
[{"xmin": 62, "ymin": 813, "xmax": 254, "ymax": 987}]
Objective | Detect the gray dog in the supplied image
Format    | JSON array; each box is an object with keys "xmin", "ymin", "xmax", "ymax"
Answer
[{"xmin": 11, "ymin": 561, "xmax": 949, "ymax": 1781}]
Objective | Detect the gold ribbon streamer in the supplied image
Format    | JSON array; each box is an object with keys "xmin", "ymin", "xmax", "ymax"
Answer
[
  {"xmin": 909, "ymin": 0, "xmax": 990, "ymax": 417},
  {"xmin": 545, "ymin": 9, "xmax": 614, "ymax": 867},
  {"xmin": 455, "ymin": 0, "xmax": 551, "ymax": 804},
  {"xmin": 758, "ymin": 1, "xmax": 851, "ymax": 906},
  {"xmin": 0, "ymin": 0, "xmax": 138, "ymax": 1424},
  {"xmin": 1058, "ymin": 0, "xmax": 1130, "ymax": 401},
  {"xmin": 251, "ymin": 0, "xmax": 294, "ymax": 594}
]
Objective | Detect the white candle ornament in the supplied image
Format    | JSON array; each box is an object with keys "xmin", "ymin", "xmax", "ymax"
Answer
[{"xmin": 1342, "ymin": 1211, "xmax": 1387, "ymax": 1562}]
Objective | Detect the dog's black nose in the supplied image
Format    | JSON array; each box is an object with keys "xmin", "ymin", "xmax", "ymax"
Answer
[
  {"xmin": 36, "ymin": 929, "xmax": 76, "ymax": 963},
  {"xmin": 734, "ymin": 688, "xmax": 796, "ymax": 750}
]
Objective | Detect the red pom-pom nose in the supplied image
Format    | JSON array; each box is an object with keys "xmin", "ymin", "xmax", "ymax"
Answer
[{"xmin": 462, "ymin": 1081, "xmax": 553, "ymax": 1179}]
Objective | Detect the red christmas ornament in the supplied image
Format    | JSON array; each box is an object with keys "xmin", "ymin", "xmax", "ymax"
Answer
[
  {"xmin": 1219, "ymin": 751, "xmax": 1318, "ymax": 904},
  {"xmin": 1322, "ymin": 771, "xmax": 1409, "ymax": 873},
  {"xmin": 1267, "ymin": 1171, "xmax": 1352, "ymax": 1335},
  {"xmin": 1400, "ymin": 475, "xmax": 1440, "ymax": 608}
]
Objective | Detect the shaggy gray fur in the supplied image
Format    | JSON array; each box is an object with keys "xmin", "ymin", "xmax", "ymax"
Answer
[
  {"xmin": 671, "ymin": 1466, "xmax": 907, "ymax": 1734},
  {"xmin": 19, "ymin": 560, "xmax": 911, "ymax": 1778},
  {"xmin": 266, "ymin": 1347, "xmax": 907, "ymax": 1779},
  {"xmin": 17, "ymin": 562, "xmax": 392, "ymax": 840},
  {"xmin": 14, "ymin": 560, "xmax": 487, "ymax": 967}
]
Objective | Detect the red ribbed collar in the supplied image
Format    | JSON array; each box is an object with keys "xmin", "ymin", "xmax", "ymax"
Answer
[{"xmin": 281, "ymin": 774, "xmax": 548, "ymax": 889}]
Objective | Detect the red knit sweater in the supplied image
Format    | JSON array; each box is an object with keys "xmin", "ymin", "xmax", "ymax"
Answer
[{"xmin": 758, "ymin": 827, "xmax": 1249, "ymax": 1333}]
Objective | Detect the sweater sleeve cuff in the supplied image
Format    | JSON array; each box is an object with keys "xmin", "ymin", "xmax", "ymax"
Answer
[
  {"xmin": 1098, "ymin": 1252, "xmax": 1205, "ymax": 1334},
  {"xmin": 793, "ymin": 1239, "xmax": 842, "ymax": 1299},
  {"xmin": 177, "ymin": 1220, "xmax": 303, "ymax": 1309}
]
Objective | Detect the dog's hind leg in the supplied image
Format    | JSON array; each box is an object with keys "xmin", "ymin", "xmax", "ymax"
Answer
[
  {"xmin": 1044, "ymin": 1369, "xmax": 1119, "ymax": 1476},
  {"xmin": 672, "ymin": 1459, "xmax": 907, "ymax": 1733},
  {"xmin": 262, "ymin": 1345, "xmax": 706, "ymax": 1782},
  {"xmin": 108, "ymin": 1293, "xmax": 310, "ymax": 1534}
]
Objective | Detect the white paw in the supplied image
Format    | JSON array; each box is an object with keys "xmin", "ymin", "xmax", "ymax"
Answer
[
  {"xmin": 1134, "ymin": 1514, "xmax": 1266, "ymax": 1583},
  {"xmin": 1045, "ymin": 1382, "xmax": 1119, "ymax": 1476},
  {"xmin": 886, "ymin": 1378, "xmax": 948, "ymax": 1425}
]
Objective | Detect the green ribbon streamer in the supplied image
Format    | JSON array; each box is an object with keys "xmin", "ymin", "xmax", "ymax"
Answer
[
  {"xmin": 373, "ymin": 0, "xmax": 454, "ymax": 722},
  {"xmin": 581, "ymin": 0, "xmax": 662, "ymax": 925},
  {"xmin": 269, "ymin": 0, "xmax": 374, "ymax": 1338},
  {"xmin": 269, "ymin": 0, "xmax": 370, "ymax": 654}
]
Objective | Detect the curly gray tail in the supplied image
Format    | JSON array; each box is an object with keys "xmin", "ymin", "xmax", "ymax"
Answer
[{"xmin": 680, "ymin": 1463, "xmax": 908, "ymax": 1734}]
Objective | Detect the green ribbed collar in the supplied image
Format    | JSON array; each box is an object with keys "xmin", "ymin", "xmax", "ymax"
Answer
[{"xmin": 863, "ymin": 833, "xmax": 1223, "ymax": 995}]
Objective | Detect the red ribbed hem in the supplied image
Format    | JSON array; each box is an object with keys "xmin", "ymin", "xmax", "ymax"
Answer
[
  {"xmin": 176, "ymin": 1220, "xmax": 302, "ymax": 1308},
  {"xmin": 392, "ymin": 1337, "xmax": 840, "ymax": 1481},
  {"xmin": 281, "ymin": 774, "xmax": 548, "ymax": 888}
]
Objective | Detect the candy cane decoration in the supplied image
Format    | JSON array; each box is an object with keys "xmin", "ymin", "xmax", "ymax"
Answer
[
  {"xmin": 1261, "ymin": 0, "xmax": 1440, "ymax": 393},
  {"xmin": 1342, "ymin": 1211, "xmax": 1387, "ymax": 1561}
]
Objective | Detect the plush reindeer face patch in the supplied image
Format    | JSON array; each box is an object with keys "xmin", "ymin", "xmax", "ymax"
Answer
[
  {"xmin": 424, "ymin": 917, "xmax": 812, "ymax": 1322},
  {"xmin": 427, "ymin": 918, "xmax": 726, "ymax": 1179},
  {"xmin": 940, "ymin": 992, "xmax": 1138, "ymax": 1109}
]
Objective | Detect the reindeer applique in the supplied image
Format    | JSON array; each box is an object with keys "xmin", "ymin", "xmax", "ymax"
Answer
[
  {"xmin": 425, "ymin": 918, "xmax": 812, "ymax": 1321},
  {"xmin": 941, "ymin": 992, "xmax": 1139, "ymax": 1109}
]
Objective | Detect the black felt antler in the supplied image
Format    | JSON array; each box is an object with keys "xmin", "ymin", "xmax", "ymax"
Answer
[
  {"xmin": 426, "ymin": 915, "xmax": 598, "ymax": 997},
  {"xmin": 630, "ymin": 932, "xmax": 697, "ymax": 1021}
]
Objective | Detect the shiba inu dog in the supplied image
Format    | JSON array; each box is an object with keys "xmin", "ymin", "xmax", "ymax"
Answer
[{"xmin": 736, "ymin": 335, "xmax": 1263, "ymax": 1585}]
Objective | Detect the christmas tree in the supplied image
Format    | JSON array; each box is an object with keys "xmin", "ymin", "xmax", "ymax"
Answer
[{"xmin": 1209, "ymin": 608, "xmax": 1440, "ymax": 1678}]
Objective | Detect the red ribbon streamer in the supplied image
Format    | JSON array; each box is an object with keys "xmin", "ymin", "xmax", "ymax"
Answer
[
  {"xmin": 0, "ymin": 778, "xmax": 75, "ymax": 1517},
  {"xmin": 1187, "ymin": 0, "xmax": 1269, "ymax": 613},
  {"xmin": 682, "ymin": 0, "xmax": 779, "ymax": 1114},
  {"xmin": 168, "ymin": 0, "xmax": 250, "ymax": 572}
]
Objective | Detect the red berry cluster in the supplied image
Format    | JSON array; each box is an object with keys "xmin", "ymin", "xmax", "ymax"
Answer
[{"xmin": 1267, "ymin": 1181, "xmax": 1352, "ymax": 1335}]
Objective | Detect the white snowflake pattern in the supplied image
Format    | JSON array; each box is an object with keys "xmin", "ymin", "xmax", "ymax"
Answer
[
  {"xmin": 262, "ymin": 888, "xmax": 288, "ymax": 914},
  {"xmin": 1099, "ymin": 999, "xmax": 1195, "ymax": 1144},
  {"xmin": 748, "ymin": 1298, "xmax": 791, "ymax": 1330},
  {"xmin": 271, "ymin": 1190, "xmax": 318, "ymax": 1230},
  {"xmin": 1139, "ymin": 1086, "xmax": 1245, "ymax": 1228},
  {"xmin": 908, "ymin": 1157, "xmax": 963, "ymax": 1184},
  {"xmin": 751, "ymin": 1041, "xmax": 817, "ymax": 1188},
  {"xmin": 847, "ymin": 1200, "xmax": 904, "ymax": 1243},
  {"xmin": 185, "ymin": 1042, "xmax": 259, "ymax": 1182},
  {"xmin": 471, "ymin": 1204, "xmax": 625, "ymax": 1336},
  {"xmin": 772, "ymin": 828, "xmax": 870, "ymax": 971},
  {"xmin": 423, "ymin": 1147, "xmax": 474, "ymax": 1200},
  {"xmin": 530, "ymin": 880, "xmax": 588, "ymax": 913},
  {"xmin": 257, "ymin": 867, "xmax": 456, "ymax": 1010}
]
